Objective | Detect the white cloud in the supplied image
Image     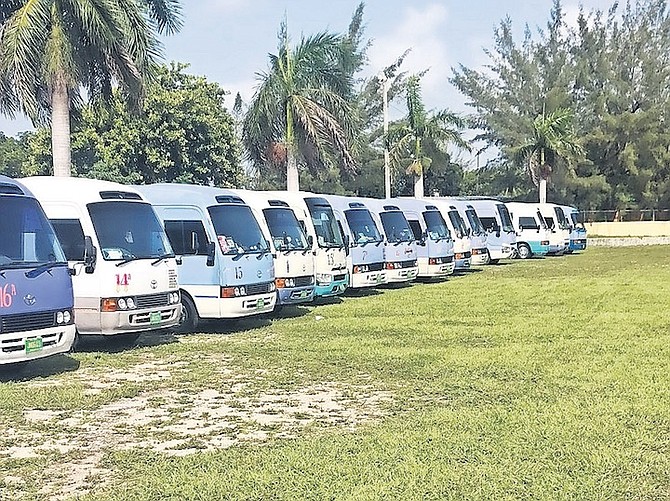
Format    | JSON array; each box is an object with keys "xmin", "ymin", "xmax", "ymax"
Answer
[
  {"xmin": 367, "ymin": 3, "xmax": 451, "ymax": 110},
  {"xmin": 222, "ymin": 77, "xmax": 260, "ymax": 110}
]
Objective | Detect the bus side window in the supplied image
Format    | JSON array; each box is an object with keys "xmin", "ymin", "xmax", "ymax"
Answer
[
  {"xmin": 51, "ymin": 219, "xmax": 86, "ymax": 261},
  {"xmin": 164, "ymin": 220, "xmax": 209, "ymax": 255}
]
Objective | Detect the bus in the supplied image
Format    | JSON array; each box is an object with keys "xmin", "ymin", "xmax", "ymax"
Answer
[
  {"xmin": 559, "ymin": 204, "xmax": 588, "ymax": 252},
  {"xmin": 427, "ymin": 199, "xmax": 472, "ymax": 270},
  {"xmin": 393, "ymin": 198, "xmax": 455, "ymax": 278},
  {"xmin": 448, "ymin": 199, "xmax": 490, "ymax": 266},
  {"xmin": 137, "ymin": 184, "xmax": 276, "ymax": 331},
  {"xmin": 539, "ymin": 203, "xmax": 570, "ymax": 255},
  {"xmin": 506, "ymin": 202, "xmax": 551, "ymax": 259},
  {"xmin": 229, "ymin": 189, "xmax": 315, "ymax": 307},
  {"xmin": 322, "ymin": 195, "xmax": 387, "ymax": 288},
  {"xmin": 21, "ymin": 177, "xmax": 181, "ymax": 342},
  {"xmin": 363, "ymin": 198, "xmax": 419, "ymax": 283},
  {"xmin": 0, "ymin": 176, "xmax": 76, "ymax": 365},
  {"xmin": 264, "ymin": 192, "xmax": 349, "ymax": 298},
  {"xmin": 462, "ymin": 198, "xmax": 516, "ymax": 263}
]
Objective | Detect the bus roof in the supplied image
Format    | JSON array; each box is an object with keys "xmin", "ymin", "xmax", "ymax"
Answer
[
  {"xmin": 135, "ymin": 183, "xmax": 247, "ymax": 208},
  {"xmin": 21, "ymin": 176, "xmax": 149, "ymax": 204}
]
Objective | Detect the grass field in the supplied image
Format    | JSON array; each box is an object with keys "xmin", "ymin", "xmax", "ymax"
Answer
[{"xmin": 1, "ymin": 246, "xmax": 669, "ymax": 500}]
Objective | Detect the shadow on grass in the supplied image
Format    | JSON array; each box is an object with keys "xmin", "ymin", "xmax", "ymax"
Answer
[
  {"xmin": 313, "ymin": 296, "xmax": 344, "ymax": 306},
  {"xmin": 0, "ymin": 354, "xmax": 80, "ymax": 382},
  {"xmin": 196, "ymin": 316, "xmax": 273, "ymax": 334},
  {"xmin": 75, "ymin": 330, "xmax": 179, "ymax": 354},
  {"xmin": 344, "ymin": 288, "xmax": 384, "ymax": 298}
]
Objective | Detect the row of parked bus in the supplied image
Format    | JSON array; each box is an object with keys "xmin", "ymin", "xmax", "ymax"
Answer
[{"xmin": 0, "ymin": 175, "xmax": 587, "ymax": 367}]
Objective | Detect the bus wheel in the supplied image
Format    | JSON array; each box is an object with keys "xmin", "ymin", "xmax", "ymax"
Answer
[
  {"xmin": 517, "ymin": 243, "xmax": 532, "ymax": 259},
  {"xmin": 177, "ymin": 295, "xmax": 199, "ymax": 333}
]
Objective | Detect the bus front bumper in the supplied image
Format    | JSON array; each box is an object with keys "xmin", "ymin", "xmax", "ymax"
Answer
[{"xmin": 0, "ymin": 324, "xmax": 76, "ymax": 365}]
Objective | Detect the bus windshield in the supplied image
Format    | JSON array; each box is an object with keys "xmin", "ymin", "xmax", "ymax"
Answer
[
  {"xmin": 208, "ymin": 205, "xmax": 270, "ymax": 255},
  {"xmin": 263, "ymin": 207, "xmax": 309, "ymax": 251},
  {"xmin": 345, "ymin": 209, "xmax": 383, "ymax": 245},
  {"xmin": 448, "ymin": 210, "xmax": 469, "ymax": 239},
  {"xmin": 0, "ymin": 196, "xmax": 66, "ymax": 267},
  {"xmin": 308, "ymin": 205, "xmax": 343, "ymax": 248},
  {"xmin": 380, "ymin": 211, "xmax": 413, "ymax": 243},
  {"xmin": 422, "ymin": 210, "xmax": 451, "ymax": 240},
  {"xmin": 465, "ymin": 208, "xmax": 486, "ymax": 236},
  {"xmin": 496, "ymin": 204, "xmax": 515, "ymax": 233},
  {"xmin": 88, "ymin": 201, "xmax": 172, "ymax": 261}
]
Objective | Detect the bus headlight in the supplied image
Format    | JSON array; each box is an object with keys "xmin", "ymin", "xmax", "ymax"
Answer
[{"xmin": 316, "ymin": 273, "xmax": 332, "ymax": 285}]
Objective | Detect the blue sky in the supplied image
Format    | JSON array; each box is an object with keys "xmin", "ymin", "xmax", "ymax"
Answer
[{"xmin": 1, "ymin": 0, "xmax": 612, "ymax": 152}]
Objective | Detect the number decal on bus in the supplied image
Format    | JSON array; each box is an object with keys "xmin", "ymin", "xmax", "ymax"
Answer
[{"xmin": 0, "ymin": 283, "xmax": 17, "ymax": 308}]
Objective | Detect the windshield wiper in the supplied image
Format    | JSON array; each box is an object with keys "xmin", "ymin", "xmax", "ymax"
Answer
[
  {"xmin": 25, "ymin": 261, "xmax": 68, "ymax": 278},
  {"xmin": 115, "ymin": 256, "xmax": 143, "ymax": 267},
  {"xmin": 151, "ymin": 254, "xmax": 174, "ymax": 266}
]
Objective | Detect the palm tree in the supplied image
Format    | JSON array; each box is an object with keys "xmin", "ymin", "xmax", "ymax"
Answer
[
  {"xmin": 388, "ymin": 75, "xmax": 469, "ymax": 198},
  {"xmin": 514, "ymin": 107, "xmax": 583, "ymax": 203},
  {"xmin": 243, "ymin": 21, "xmax": 355, "ymax": 191},
  {"xmin": 0, "ymin": 0, "xmax": 181, "ymax": 177}
]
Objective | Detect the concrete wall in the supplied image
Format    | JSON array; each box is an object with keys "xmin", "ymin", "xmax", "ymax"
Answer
[{"xmin": 585, "ymin": 221, "xmax": 670, "ymax": 237}]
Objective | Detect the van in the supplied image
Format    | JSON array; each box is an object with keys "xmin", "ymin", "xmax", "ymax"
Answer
[
  {"xmin": 229, "ymin": 190, "xmax": 315, "ymax": 307},
  {"xmin": 321, "ymin": 195, "xmax": 387, "ymax": 288},
  {"xmin": 448, "ymin": 199, "xmax": 490, "ymax": 265},
  {"xmin": 506, "ymin": 202, "xmax": 551, "ymax": 259},
  {"xmin": 363, "ymin": 199, "xmax": 419, "ymax": 283},
  {"xmin": 21, "ymin": 177, "xmax": 181, "ymax": 342},
  {"xmin": 426, "ymin": 199, "xmax": 472, "ymax": 270},
  {"xmin": 0, "ymin": 176, "xmax": 76, "ymax": 364},
  {"xmin": 263, "ymin": 192, "xmax": 349, "ymax": 298},
  {"xmin": 559, "ymin": 205, "xmax": 588, "ymax": 252},
  {"xmin": 462, "ymin": 198, "xmax": 516, "ymax": 263},
  {"xmin": 393, "ymin": 198, "xmax": 455, "ymax": 278},
  {"xmin": 539, "ymin": 203, "xmax": 570, "ymax": 254},
  {"xmin": 136, "ymin": 184, "xmax": 276, "ymax": 331}
]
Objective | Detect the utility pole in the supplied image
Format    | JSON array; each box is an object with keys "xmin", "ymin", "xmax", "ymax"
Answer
[{"xmin": 379, "ymin": 73, "xmax": 391, "ymax": 199}]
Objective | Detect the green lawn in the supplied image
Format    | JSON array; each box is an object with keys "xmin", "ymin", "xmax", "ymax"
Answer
[{"xmin": 1, "ymin": 247, "xmax": 669, "ymax": 500}]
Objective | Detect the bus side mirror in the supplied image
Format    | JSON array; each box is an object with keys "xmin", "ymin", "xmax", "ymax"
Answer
[
  {"xmin": 84, "ymin": 236, "xmax": 97, "ymax": 274},
  {"xmin": 206, "ymin": 242, "xmax": 215, "ymax": 267},
  {"xmin": 343, "ymin": 235, "xmax": 350, "ymax": 248},
  {"xmin": 307, "ymin": 235, "xmax": 314, "ymax": 248},
  {"xmin": 175, "ymin": 255, "xmax": 183, "ymax": 265}
]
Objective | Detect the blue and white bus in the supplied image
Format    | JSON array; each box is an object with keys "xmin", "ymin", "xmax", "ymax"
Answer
[
  {"xmin": 463, "ymin": 198, "xmax": 516, "ymax": 263},
  {"xmin": 364, "ymin": 198, "xmax": 419, "ymax": 283},
  {"xmin": 137, "ymin": 184, "xmax": 276, "ymax": 331},
  {"xmin": 264, "ymin": 192, "xmax": 349, "ymax": 298},
  {"xmin": 506, "ymin": 202, "xmax": 551, "ymax": 259},
  {"xmin": 229, "ymin": 190, "xmax": 315, "ymax": 307},
  {"xmin": 0, "ymin": 176, "xmax": 76, "ymax": 364},
  {"xmin": 559, "ymin": 204, "xmax": 588, "ymax": 252},
  {"xmin": 22, "ymin": 177, "xmax": 182, "ymax": 342},
  {"xmin": 539, "ymin": 203, "xmax": 570, "ymax": 255},
  {"xmin": 393, "ymin": 198, "xmax": 455, "ymax": 278},
  {"xmin": 322, "ymin": 195, "xmax": 387, "ymax": 289}
]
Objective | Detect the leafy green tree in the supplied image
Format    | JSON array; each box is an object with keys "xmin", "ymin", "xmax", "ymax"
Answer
[
  {"xmin": 514, "ymin": 107, "xmax": 583, "ymax": 203},
  {"xmin": 0, "ymin": 132, "xmax": 28, "ymax": 177},
  {"xmin": 0, "ymin": 0, "xmax": 181, "ymax": 177},
  {"xmin": 387, "ymin": 75, "xmax": 469, "ymax": 197},
  {"xmin": 243, "ymin": 20, "xmax": 356, "ymax": 191},
  {"xmin": 23, "ymin": 63, "xmax": 242, "ymax": 186}
]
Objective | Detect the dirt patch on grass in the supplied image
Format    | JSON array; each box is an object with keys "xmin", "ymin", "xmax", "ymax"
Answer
[{"xmin": 1, "ymin": 360, "xmax": 393, "ymax": 499}]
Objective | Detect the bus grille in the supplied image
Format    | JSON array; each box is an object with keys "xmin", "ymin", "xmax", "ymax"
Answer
[
  {"xmin": 135, "ymin": 293, "xmax": 169, "ymax": 309},
  {"xmin": 401, "ymin": 259, "xmax": 418, "ymax": 269},
  {"xmin": 333, "ymin": 274, "xmax": 347, "ymax": 282},
  {"xmin": 294, "ymin": 275, "xmax": 315, "ymax": 287},
  {"xmin": 245, "ymin": 281, "xmax": 274, "ymax": 295},
  {"xmin": 0, "ymin": 311, "xmax": 56, "ymax": 334}
]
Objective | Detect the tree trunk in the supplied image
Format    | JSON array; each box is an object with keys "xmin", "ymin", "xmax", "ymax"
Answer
[
  {"xmin": 51, "ymin": 74, "xmax": 71, "ymax": 177},
  {"xmin": 413, "ymin": 173, "xmax": 424, "ymax": 198},
  {"xmin": 286, "ymin": 150, "xmax": 299, "ymax": 191},
  {"xmin": 539, "ymin": 178, "xmax": 547, "ymax": 204}
]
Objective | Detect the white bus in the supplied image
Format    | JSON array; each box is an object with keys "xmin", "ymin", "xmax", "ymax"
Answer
[
  {"xmin": 506, "ymin": 202, "xmax": 551, "ymax": 259},
  {"xmin": 21, "ymin": 177, "xmax": 181, "ymax": 342},
  {"xmin": 229, "ymin": 189, "xmax": 315, "ymax": 307},
  {"xmin": 426, "ymin": 198, "xmax": 472, "ymax": 270},
  {"xmin": 462, "ymin": 198, "xmax": 516, "ymax": 263},
  {"xmin": 137, "ymin": 184, "xmax": 276, "ymax": 331}
]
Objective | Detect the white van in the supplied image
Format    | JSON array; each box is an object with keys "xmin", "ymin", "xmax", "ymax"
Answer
[
  {"xmin": 21, "ymin": 177, "xmax": 181, "ymax": 341},
  {"xmin": 229, "ymin": 189, "xmax": 315, "ymax": 307},
  {"xmin": 448, "ymin": 199, "xmax": 490, "ymax": 265},
  {"xmin": 427, "ymin": 198, "xmax": 472, "ymax": 270},
  {"xmin": 539, "ymin": 203, "xmax": 570, "ymax": 254},
  {"xmin": 506, "ymin": 202, "xmax": 551, "ymax": 259},
  {"xmin": 463, "ymin": 198, "xmax": 516, "ymax": 262}
]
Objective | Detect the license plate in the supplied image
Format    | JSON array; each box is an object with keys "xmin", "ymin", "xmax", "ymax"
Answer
[
  {"xmin": 149, "ymin": 312, "xmax": 161, "ymax": 325},
  {"xmin": 25, "ymin": 337, "xmax": 43, "ymax": 353},
  {"xmin": 256, "ymin": 298, "xmax": 265, "ymax": 309}
]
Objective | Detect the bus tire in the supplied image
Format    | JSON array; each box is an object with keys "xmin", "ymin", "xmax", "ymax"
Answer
[
  {"xmin": 177, "ymin": 294, "xmax": 199, "ymax": 333},
  {"xmin": 517, "ymin": 243, "xmax": 532, "ymax": 260}
]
